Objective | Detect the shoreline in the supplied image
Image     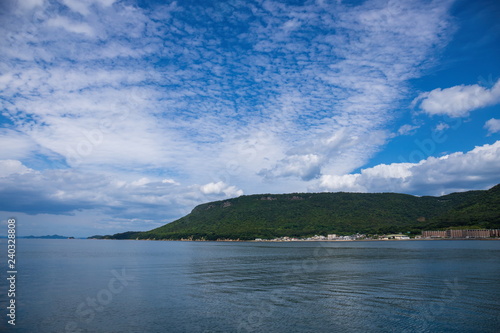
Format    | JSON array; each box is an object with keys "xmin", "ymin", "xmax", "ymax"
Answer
[{"xmin": 83, "ymin": 237, "xmax": 500, "ymax": 242}]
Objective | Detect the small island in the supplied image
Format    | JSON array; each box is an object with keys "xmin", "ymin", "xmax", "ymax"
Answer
[{"xmin": 20, "ymin": 235, "xmax": 75, "ymax": 239}]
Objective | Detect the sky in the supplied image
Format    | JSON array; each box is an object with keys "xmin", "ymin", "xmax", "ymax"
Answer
[{"xmin": 0, "ymin": 0, "xmax": 499, "ymax": 237}]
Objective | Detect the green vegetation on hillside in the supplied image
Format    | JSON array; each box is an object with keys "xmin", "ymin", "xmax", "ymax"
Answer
[
  {"xmin": 97, "ymin": 184, "xmax": 500, "ymax": 240},
  {"xmin": 424, "ymin": 184, "xmax": 500, "ymax": 230}
]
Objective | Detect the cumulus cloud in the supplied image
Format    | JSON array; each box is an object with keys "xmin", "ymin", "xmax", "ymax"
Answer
[
  {"xmin": 317, "ymin": 141, "xmax": 500, "ymax": 196},
  {"xmin": 0, "ymin": 160, "xmax": 33, "ymax": 178},
  {"xmin": 200, "ymin": 181, "xmax": 243, "ymax": 197},
  {"xmin": 162, "ymin": 179, "xmax": 180, "ymax": 186},
  {"xmin": 415, "ymin": 79, "xmax": 500, "ymax": 117},
  {"xmin": 260, "ymin": 154, "xmax": 322, "ymax": 181},
  {"xmin": 484, "ymin": 118, "xmax": 500, "ymax": 135}
]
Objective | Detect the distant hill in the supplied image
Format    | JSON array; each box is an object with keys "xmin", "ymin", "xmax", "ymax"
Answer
[
  {"xmin": 20, "ymin": 235, "xmax": 73, "ymax": 239},
  {"xmin": 102, "ymin": 184, "xmax": 500, "ymax": 241}
]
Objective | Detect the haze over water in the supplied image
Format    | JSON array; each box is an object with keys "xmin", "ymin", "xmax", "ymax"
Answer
[{"xmin": 1, "ymin": 239, "xmax": 499, "ymax": 332}]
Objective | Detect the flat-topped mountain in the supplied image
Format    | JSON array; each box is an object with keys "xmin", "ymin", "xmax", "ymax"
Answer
[{"xmin": 98, "ymin": 184, "xmax": 500, "ymax": 240}]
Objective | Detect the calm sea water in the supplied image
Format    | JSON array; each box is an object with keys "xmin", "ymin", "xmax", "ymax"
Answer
[{"xmin": 1, "ymin": 239, "xmax": 500, "ymax": 332}]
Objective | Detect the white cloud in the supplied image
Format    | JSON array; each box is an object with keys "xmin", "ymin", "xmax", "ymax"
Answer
[
  {"xmin": 15, "ymin": 0, "xmax": 44, "ymax": 11},
  {"xmin": 435, "ymin": 122, "xmax": 450, "ymax": 131},
  {"xmin": 131, "ymin": 177, "xmax": 152, "ymax": 187},
  {"xmin": 200, "ymin": 181, "xmax": 243, "ymax": 197},
  {"xmin": 162, "ymin": 179, "xmax": 180, "ymax": 186},
  {"xmin": 46, "ymin": 16, "xmax": 95, "ymax": 37},
  {"xmin": 484, "ymin": 118, "xmax": 500, "ymax": 135},
  {"xmin": 0, "ymin": 130, "xmax": 37, "ymax": 160},
  {"xmin": 398, "ymin": 124, "xmax": 420, "ymax": 136},
  {"xmin": 317, "ymin": 141, "xmax": 500, "ymax": 196},
  {"xmin": 0, "ymin": 160, "xmax": 33, "ymax": 178},
  {"xmin": 60, "ymin": 0, "xmax": 92, "ymax": 16},
  {"xmin": 260, "ymin": 154, "xmax": 322, "ymax": 181},
  {"xmin": 318, "ymin": 174, "xmax": 365, "ymax": 192},
  {"xmin": 415, "ymin": 79, "xmax": 500, "ymax": 117},
  {"xmin": 60, "ymin": 0, "xmax": 116, "ymax": 16}
]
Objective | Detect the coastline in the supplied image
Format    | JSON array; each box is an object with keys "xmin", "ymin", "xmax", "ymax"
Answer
[{"xmin": 84, "ymin": 237, "xmax": 500, "ymax": 242}]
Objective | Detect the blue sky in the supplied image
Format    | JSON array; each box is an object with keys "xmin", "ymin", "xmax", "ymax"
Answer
[{"xmin": 0, "ymin": 0, "xmax": 499, "ymax": 237}]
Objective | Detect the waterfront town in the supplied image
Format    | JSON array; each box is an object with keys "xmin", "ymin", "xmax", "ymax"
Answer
[{"xmin": 254, "ymin": 229, "xmax": 500, "ymax": 242}]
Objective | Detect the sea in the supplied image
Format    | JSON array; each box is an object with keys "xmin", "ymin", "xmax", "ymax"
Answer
[{"xmin": 1, "ymin": 239, "xmax": 499, "ymax": 332}]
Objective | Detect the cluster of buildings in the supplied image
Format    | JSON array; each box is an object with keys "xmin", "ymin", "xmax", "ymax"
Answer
[
  {"xmin": 255, "ymin": 235, "xmax": 329, "ymax": 242},
  {"xmin": 255, "ymin": 234, "xmax": 367, "ymax": 242},
  {"xmin": 378, "ymin": 234, "xmax": 411, "ymax": 240},
  {"xmin": 421, "ymin": 229, "xmax": 500, "ymax": 239},
  {"xmin": 327, "ymin": 234, "xmax": 367, "ymax": 241},
  {"xmin": 253, "ymin": 229, "xmax": 500, "ymax": 242}
]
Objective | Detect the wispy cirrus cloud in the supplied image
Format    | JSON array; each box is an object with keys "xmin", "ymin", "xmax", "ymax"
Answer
[{"xmin": 397, "ymin": 124, "xmax": 421, "ymax": 136}]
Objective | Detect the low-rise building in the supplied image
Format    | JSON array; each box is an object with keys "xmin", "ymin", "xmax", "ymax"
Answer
[
  {"xmin": 386, "ymin": 234, "xmax": 410, "ymax": 240},
  {"xmin": 422, "ymin": 229, "xmax": 500, "ymax": 239},
  {"xmin": 422, "ymin": 230, "xmax": 447, "ymax": 238}
]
